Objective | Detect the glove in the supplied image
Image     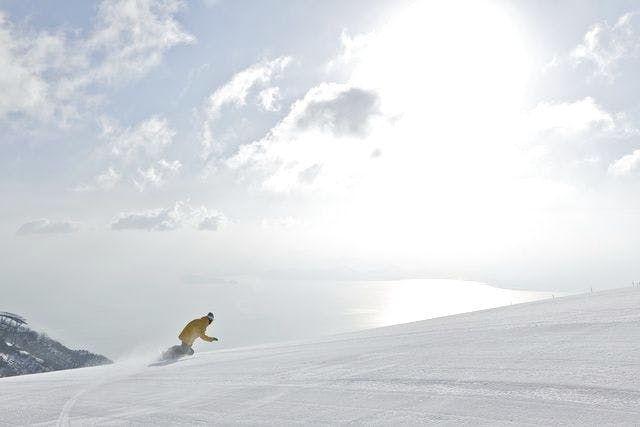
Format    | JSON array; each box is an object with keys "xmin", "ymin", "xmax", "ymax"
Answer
[{"xmin": 212, "ymin": 337, "xmax": 219, "ymax": 341}]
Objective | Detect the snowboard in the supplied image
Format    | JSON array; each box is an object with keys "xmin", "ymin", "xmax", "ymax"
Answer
[
  {"xmin": 148, "ymin": 345, "xmax": 194, "ymax": 367},
  {"xmin": 160, "ymin": 344, "xmax": 194, "ymax": 361}
]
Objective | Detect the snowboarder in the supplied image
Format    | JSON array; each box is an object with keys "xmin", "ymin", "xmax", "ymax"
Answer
[{"xmin": 161, "ymin": 312, "xmax": 217, "ymax": 360}]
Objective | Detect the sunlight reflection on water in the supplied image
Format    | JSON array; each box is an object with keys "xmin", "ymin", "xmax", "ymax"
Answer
[{"xmin": 349, "ymin": 279, "xmax": 558, "ymax": 329}]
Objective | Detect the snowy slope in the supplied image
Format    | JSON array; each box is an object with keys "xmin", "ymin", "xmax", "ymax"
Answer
[{"xmin": 2, "ymin": 288, "xmax": 640, "ymax": 425}]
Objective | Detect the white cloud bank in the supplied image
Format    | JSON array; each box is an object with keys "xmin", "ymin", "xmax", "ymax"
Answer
[
  {"xmin": 109, "ymin": 115, "xmax": 176, "ymax": 160},
  {"xmin": 133, "ymin": 159, "xmax": 182, "ymax": 192},
  {"xmin": 223, "ymin": 5, "xmax": 638, "ymax": 199},
  {"xmin": 572, "ymin": 11, "xmax": 640, "ymax": 81},
  {"xmin": 227, "ymin": 82, "xmax": 383, "ymax": 192},
  {"xmin": 609, "ymin": 149, "xmax": 640, "ymax": 176},
  {"xmin": 74, "ymin": 167, "xmax": 121, "ymax": 192},
  {"xmin": 16, "ymin": 219, "xmax": 80, "ymax": 235},
  {"xmin": 527, "ymin": 97, "xmax": 617, "ymax": 135},
  {"xmin": 77, "ymin": 115, "xmax": 181, "ymax": 192},
  {"xmin": 198, "ymin": 211, "xmax": 227, "ymax": 231},
  {"xmin": 216, "ymin": 0, "xmax": 640, "ymax": 262},
  {"xmin": 201, "ymin": 56, "xmax": 291, "ymax": 158},
  {"xmin": 0, "ymin": 0, "xmax": 193, "ymax": 123},
  {"xmin": 294, "ymin": 86, "xmax": 380, "ymax": 137},
  {"xmin": 225, "ymin": 2, "xmax": 538, "ymax": 198},
  {"xmin": 111, "ymin": 201, "xmax": 226, "ymax": 231},
  {"xmin": 258, "ymin": 87, "xmax": 282, "ymax": 112}
]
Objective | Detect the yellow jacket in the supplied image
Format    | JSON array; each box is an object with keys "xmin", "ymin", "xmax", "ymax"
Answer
[{"xmin": 178, "ymin": 316, "xmax": 215, "ymax": 346}]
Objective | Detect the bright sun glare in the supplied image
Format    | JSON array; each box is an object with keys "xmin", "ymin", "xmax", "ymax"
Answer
[
  {"xmin": 336, "ymin": 1, "xmax": 538, "ymax": 259},
  {"xmin": 352, "ymin": 1, "xmax": 530, "ymax": 114}
]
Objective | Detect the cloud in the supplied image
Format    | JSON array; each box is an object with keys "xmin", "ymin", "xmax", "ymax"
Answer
[
  {"xmin": 524, "ymin": 97, "xmax": 638, "ymax": 161},
  {"xmin": 16, "ymin": 219, "xmax": 80, "ymax": 235},
  {"xmin": 110, "ymin": 115, "xmax": 176, "ymax": 160},
  {"xmin": 223, "ymin": 0, "xmax": 589, "ymax": 220},
  {"xmin": 111, "ymin": 205, "xmax": 182, "ymax": 231},
  {"xmin": 527, "ymin": 97, "xmax": 615, "ymax": 134},
  {"xmin": 111, "ymin": 201, "xmax": 225, "ymax": 231},
  {"xmin": 76, "ymin": 115, "xmax": 181, "ymax": 192},
  {"xmin": 201, "ymin": 56, "xmax": 291, "ymax": 157},
  {"xmin": 133, "ymin": 159, "xmax": 182, "ymax": 191},
  {"xmin": 541, "ymin": 55, "xmax": 560, "ymax": 74},
  {"xmin": 75, "ymin": 0, "xmax": 194, "ymax": 86},
  {"xmin": 258, "ymin": 87, "xmax": 282, "ymax": 111},
  {"xmin": 205, "ymin": 57, "xmax": 290, "ymax": 116},
  {"xmin": 571, "ymin": 12, "xmax": 640, "ymax": 81},
  {"xmin": 74, "ymin": 167, "xmax": 121, "ymax": 192},
  {"xmin": 226, "ymin": 2, "xmax": 533, "ymax": 195},
  {"xmin": 297, "ymin": 164, "xmax": 322, "ymax": 184},
  {"xmin": 0, "ymin": 0, "xmax": 193, "ymax": 123},
  {"xmin": 294, "ymin": 87, "xmax": 380, "ymax": 137},
  {"xmin": 609, "ymin": 149, "xmax": 640, "ymax": 176},
  {"xmin": 95, "ymin": 167, "xmax": 122, "ymax": 189},
  {"xmin": 0, "ymin": 12, "xmax": 57, "ymax": 121},
  {"xmin": 227, "ymin": 83, "xmax": 383, "ymax": 192},
  {"xmin": 524, "ymin": 98, "xmax": 638, "ymax": 180},
  {"xmin": 198, "ymin": 211, "xmax": 227, "ymax": 231},
  {"xmin": 326, "ymin": 30, "xmax": 376, "ymax": 73}
]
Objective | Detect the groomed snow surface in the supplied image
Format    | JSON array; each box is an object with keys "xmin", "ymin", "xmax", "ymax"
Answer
[{"xmin": 2, "ymin": 287, "xmax": 640, "ymax": 425}]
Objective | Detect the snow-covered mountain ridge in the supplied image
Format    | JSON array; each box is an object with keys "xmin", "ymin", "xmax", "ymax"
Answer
[
  {"xmin": 0, "ymin": 312, "xmax": 111, "ymax": 378},
  {"xmin": 2, "ymin": 288, "xmax": 640, "ymax": 425}
]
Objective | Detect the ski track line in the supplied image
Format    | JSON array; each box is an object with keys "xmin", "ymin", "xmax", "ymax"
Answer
[
  {"xmin": 57, "ymin": 382, "xmax": 101, "ymax": 427},
  {"xmin": 56, "ymin": 364, "xmax": 145, "ymax": 427}
]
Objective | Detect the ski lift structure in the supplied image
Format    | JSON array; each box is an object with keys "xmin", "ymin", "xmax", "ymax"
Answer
[{"xmin": 0, "ymin": 312, "xmax": 27, "ymax": 332}]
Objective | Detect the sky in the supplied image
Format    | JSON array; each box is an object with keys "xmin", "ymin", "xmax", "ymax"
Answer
[{"xmin": 2, "ymin": 0, "xmax": 640, "ymax": 357}]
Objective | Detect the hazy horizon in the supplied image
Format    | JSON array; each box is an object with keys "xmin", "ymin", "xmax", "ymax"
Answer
[{"xmin": 16, "ymin": 278, "xmax": 554, "ymax": 358}]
